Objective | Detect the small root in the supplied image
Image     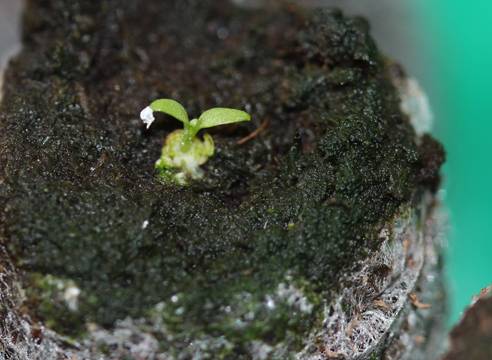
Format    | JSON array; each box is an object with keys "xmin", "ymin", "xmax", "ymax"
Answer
[{"xmin": 236, "ymin": 120, "xmax": 269, "ymax": 145}]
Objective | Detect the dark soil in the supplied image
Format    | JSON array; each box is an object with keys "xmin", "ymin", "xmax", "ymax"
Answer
[{"xmin": 0, "ymin": 0, "xmax": 444, "ymax": 355}]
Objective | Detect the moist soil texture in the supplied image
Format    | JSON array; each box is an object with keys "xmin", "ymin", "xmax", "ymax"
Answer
[{"xmin": 0, "ymin": 0, "xmax": 444, "ymax": 356}]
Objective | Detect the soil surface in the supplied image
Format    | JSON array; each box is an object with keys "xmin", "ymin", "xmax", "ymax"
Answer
[{"xmin": 0, "ymin": 0, "xmax": 444, "ymax": 357}]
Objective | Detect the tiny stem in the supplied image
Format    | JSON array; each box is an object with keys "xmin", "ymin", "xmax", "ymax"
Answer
[
  {"xmin": 180, "ymin": 130, "xmax": 192, "ymax": 152},
  {"xmin": 180, "ymin": 122, "xmax": 198, "ymax": 152}
]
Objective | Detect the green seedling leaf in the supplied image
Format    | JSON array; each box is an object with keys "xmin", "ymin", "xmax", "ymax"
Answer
[
  {"xmin": 150, "ymin": 99, "xmax": 190, "ymax": 125},
  {"xmin": 141, "ymin": 98, "xmax": 252, "ymax": 185},
  {"xmin": 197, "ymin": 108, "xmax": 251, "ymax": 130}
]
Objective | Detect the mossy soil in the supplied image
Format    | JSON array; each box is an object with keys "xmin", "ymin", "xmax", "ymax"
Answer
[{"xmin": 0, "ymin": 0, "xmax": 444, "ymax": 355}]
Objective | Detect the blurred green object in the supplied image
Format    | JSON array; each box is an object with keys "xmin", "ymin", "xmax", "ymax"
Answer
[{"xmin": 416, "ymin": 0, "xmax": 492, "ymax": 325}]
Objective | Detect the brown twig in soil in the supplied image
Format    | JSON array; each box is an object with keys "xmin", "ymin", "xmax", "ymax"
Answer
[
  {"xmin": 373, "ymin": 299, "xmax": 391, "ymax": 311},
  {"xmin": 409, "ymin": 293, "xmax": 431, "ymax": 309},
  {"xmin": 236, "ymin": 120, "xmax": 269, "ymax": 145}
]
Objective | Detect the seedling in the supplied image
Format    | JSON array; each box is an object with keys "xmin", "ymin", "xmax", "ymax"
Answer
[{"xmin": 140, "ymin": 99, "xmax": 251, "ymax": 184}]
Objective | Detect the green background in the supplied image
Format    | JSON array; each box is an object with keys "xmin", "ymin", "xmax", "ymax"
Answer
[{"xmin": 416, "ymin": 0, "xmax": 492, "ymax": 324}]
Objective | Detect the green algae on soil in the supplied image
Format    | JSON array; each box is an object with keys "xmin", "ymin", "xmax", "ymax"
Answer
[{"xmin": 0, "ymin": 0, "xmax": 444, "ymax": 355}]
